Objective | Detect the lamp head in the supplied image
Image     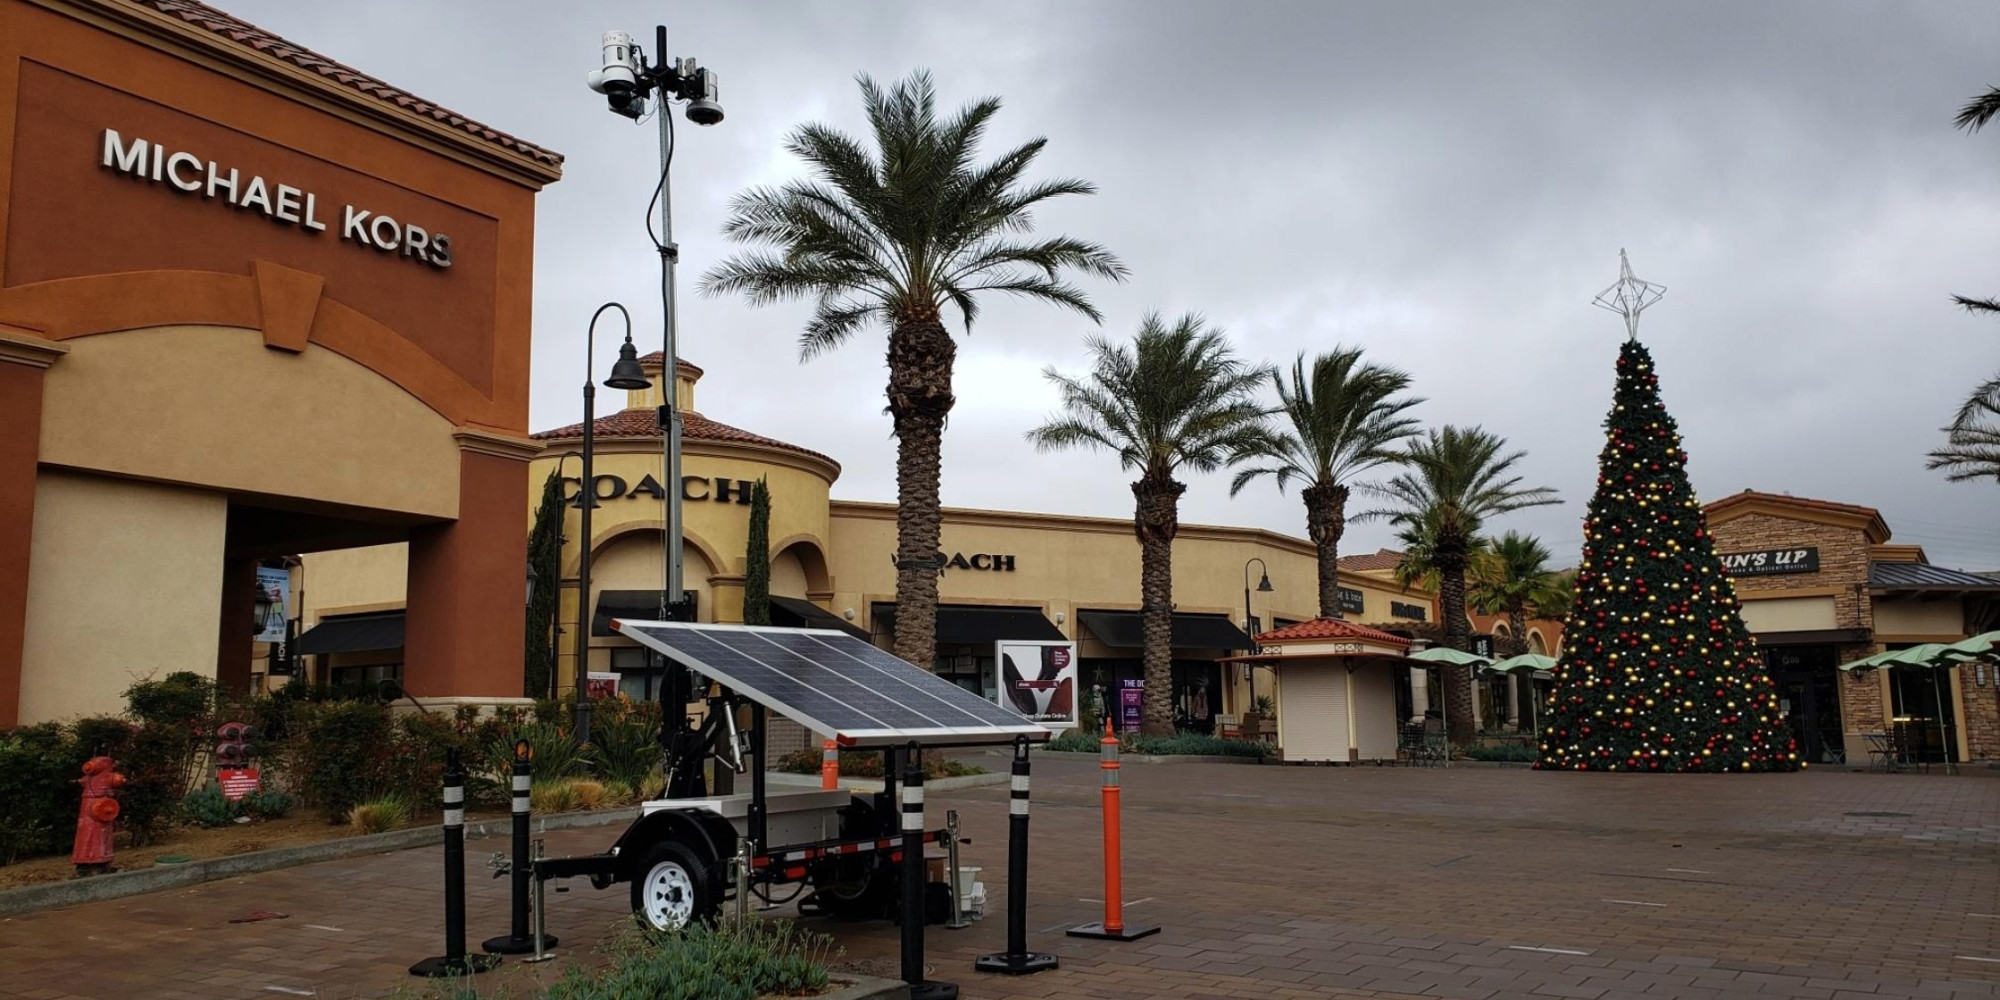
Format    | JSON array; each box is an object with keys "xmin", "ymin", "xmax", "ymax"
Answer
[
  {"xmin": 1256, "ymin": 572, "xmax": 1274, "ymax": 593},
  {"xmin": 604, "ymin": 338, "xmax": 652, "ymax": 390}
]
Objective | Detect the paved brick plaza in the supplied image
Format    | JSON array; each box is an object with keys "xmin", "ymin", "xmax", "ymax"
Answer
[{"xmin": 1, "ymin": 757, "xmax": 1995, "ymax": 1000}]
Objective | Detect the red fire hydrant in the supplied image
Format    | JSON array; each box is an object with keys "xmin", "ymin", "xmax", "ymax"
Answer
[{"xmin": 72, "ymin": 755, "xmax": 125, "ymax": 877}]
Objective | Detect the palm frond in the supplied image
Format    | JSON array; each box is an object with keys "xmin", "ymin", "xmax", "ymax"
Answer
[
  {"xmin": 1955, "ymin": 86, "xmax": 2000, "ymax": 132},
  {"xmin": 1951, "ymin": 294, "xmax": 2000, "ymax": 314}
]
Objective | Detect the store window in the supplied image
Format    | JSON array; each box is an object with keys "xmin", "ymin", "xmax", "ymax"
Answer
[
  {"xmin": 329, "ymin": 660, "xmax": 401, "ymax": 690},
  {"xmin": 1885, "ymin": 651, "xmax": 1958, "ymax": 763},
  {"xmin": 932, "ymin": 647, "xmax": 996, "ymax": 700},
  {"xmin": 612, "ymin": 647, "xmax": 663, "ymax": 702}
]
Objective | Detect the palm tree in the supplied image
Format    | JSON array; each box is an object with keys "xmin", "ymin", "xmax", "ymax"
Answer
[
  {"xmin": 1933, "ymin": 89, "xmax": 2000, "ymax": 482},
  {"xmin": 702, "ymin": 72, "xmax": 1126, "ymax": 667},
  {"xmin": 1469, "ymin": 531, "xmax": 1559, "ymax": 656},
  {"xmin": 1927, "ymin": 378, "xmax": 2000, "ymax": 483},
  {"xmin": 1231, "ymin": 349, "xmax": 1423, "ymax": 617},
  {"xmin": 1532, "ymin": 569, "xmax": 1578, "ymax": 651},
  {"xmin": 1028, "ymin": 314, "xmax": 1269, "ymax": 735},
  {"xmin": 1368, "ymin": 426, "xmax": 1559, "ymax": 743}
]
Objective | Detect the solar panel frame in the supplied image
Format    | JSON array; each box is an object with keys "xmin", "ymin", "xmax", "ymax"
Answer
[{"xmin": 612, "ymin": 620, "xmax": 1052, "ymax": 748}]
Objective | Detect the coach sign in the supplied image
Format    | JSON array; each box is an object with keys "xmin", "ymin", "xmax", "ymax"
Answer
[{"xmin": 1718, "ymin": 547, "xmax": 1819, "ymax": 577}]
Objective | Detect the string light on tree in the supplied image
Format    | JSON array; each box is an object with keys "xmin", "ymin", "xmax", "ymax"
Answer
[{"xmin": 1538, "ymin": 251, "xmax": 1800, "ymax": 774}]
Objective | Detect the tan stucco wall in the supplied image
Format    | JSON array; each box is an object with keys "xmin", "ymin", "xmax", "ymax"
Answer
[
  {"xmin": 40, "ymin": 326, "xmax": 460, "ymax": 518},
  {"xmin": 1739, "ymin": 595, "xmax": 1838, "ymax": 633},
  {"xmin": 1872, "ymin": 599, "xmax": 1966, "ymax": 638},
  {"xmin": 301, "ymin": 543, "xmax": 409, "ymax": 620},
  {"xmin": 21, "ymin": 471, "xmax": 226, "ymax": 722},
  {"xmin": 826, "ymin": 500, "xmax": 1433, "ymax": 641}
]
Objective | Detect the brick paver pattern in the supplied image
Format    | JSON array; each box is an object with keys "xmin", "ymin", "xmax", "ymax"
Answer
[{"xmin": 0, "ymin": 760, "xmax": 1995, "ymax": 1000}]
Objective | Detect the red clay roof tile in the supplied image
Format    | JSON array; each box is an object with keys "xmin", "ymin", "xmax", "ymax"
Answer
[
  {"xmin": 136, "ymin": 0, "xmax": 561, "ymax": 169},
  {"xmin": 1255, "ymin": 617, "xmax": 1411, "ymax": 647},
  {"xmin": 531, "ymin": 407, "xmax": 839, "ymax": 471}
]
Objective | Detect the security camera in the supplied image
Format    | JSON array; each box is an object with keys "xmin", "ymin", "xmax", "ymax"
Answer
[
  {"xmin": 684, "ymin": 66, "xmax": 724, "ymax": 126},
  {"xmin": 586, "ymin": 29, "xmax": 644, "ymax": 117}
]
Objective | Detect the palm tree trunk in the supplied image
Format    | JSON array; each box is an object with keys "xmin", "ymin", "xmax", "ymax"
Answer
[
  {"xmin": 1437, "ymin": 560, "xmax": 1475, "ymax": 745},
  {"xmin": 1507, "ymin": 607, "xmax": 1528, "ymax": 657},
  {"xmin": 1302, "ymin": 481, "xmax": 1349, "ymax": 618},
  {"xmin": 1133, "ymin": 473, "xmax": 1185, "ymax": 737},
  {"xmin": 885, "ymin": 318, "xmax": 956, "ymax": 668}
]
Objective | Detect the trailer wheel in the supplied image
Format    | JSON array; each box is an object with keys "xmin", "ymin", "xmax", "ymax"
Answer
[{"xmin": 630, "ymin": 841, "xmax": 716, "ymax": 931}]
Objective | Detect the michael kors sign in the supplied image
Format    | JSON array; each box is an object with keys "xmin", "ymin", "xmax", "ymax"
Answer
[{"xmin": 100, "ymin": 129, "xmax": 454, "ymax": 269}]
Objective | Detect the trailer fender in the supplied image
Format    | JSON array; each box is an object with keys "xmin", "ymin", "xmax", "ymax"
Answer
[{"xmin": 611, "ymin": 808, "xmax": 738, "ymax": 892}]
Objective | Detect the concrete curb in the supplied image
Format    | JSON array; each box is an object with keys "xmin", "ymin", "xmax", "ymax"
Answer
[
  {"xmin": 0, "ymin": 806, "xmax": 641, "ymax": 918},
  {"xmin": 821, "ymin": 974, "xmax": 911, "ymax": 1000},
  {"xmin": 1035, "ymin": 749, "xmax": 1267, "ymax": 765}
]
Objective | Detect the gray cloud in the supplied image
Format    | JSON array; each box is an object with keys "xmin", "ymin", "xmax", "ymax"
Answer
[{"xmin": 226, "ymin": 0, "xmax": 2000, "ymax": 567}]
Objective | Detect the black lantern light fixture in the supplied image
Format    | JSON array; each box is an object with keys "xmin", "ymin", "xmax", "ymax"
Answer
[{"xmin": 573, "ymin": 302, "xmax": 652, "ymax": 744}]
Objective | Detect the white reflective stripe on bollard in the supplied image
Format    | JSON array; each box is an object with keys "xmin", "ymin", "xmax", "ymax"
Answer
[
  {"xmin": 444, "ymin": 808, "xmax": 464, "ymax": 827},
  {"xmin": 513, "ymin": 775, "xmax": 531, "ymax": 792},
  {"xmin": 1010, "ymin": 798, "xmax": 1029, "ymax": 816},
  {"xmin": 1011, "ymin": 774, "xmax": 1030, "ymax": 792},
  {"xmin": 444, "ymin": 786, "xmax": 465, "ymax": 805}
]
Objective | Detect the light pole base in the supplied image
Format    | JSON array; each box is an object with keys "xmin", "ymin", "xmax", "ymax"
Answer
[
  {"xmin": 907, "ymin": 980, "xmax": 959, "ymax": 1000},
  {"xmin": 408, "ymin": 953, "xmax": 502, "ymax": 978},
  {"xmin": 1066, "ymin": 920, "xmax": 1161, "ymax": 941},
  {"xmin": 482, "ymin": 932, "xmax": 557, "ymax": 955},
  {"xmin": 974, "ymin": 951, "xmax": 1058, "ymax": 975}
]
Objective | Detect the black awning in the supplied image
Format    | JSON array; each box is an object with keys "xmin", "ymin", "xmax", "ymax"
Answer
[
  {"xmin": 1078, "ymin": 610, "xmax": 1253, "ymax": 650},
  {"xmin": 295, "ymin": 612, "xmax": 404, "ymax": 655},
  {"xmin": 594, "ymin": 590, "xmax": 674, "ymax": 636},
  {"xmin": 769, "ymin": 596, "xmax": 872, "ymax": 641},
  {"xmin": 1753, "ymin": 628, "xmax": 1873, "ymax": 647},
  {"xmin": 871, "ymin": 603, "xmax": 1066, "ymax": 645}
]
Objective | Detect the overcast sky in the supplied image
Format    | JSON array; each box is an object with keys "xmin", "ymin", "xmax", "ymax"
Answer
[{"xmin": 229, "ymin": 1, "xmax": 2000, "ymax": 569}]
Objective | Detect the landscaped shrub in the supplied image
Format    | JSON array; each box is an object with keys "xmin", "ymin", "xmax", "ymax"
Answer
[
  {"xmin": 243, "ymin": 789, "xmax": 294, "ymax": 819},
  {"xmin": 392, "ymin": 707, "xmax": 514, "ymax": 810},
  {"xmin": 568, "ymin": 779, "xmax": 608, "ymax": 811},
  {"xmin": 181, "ymin": 782, "xmax": 239, "ymax": 828},
  {"xmin": 530, "ymin": 779, "xmax": 580, "ymax": 814},
  {"xmin": 121, "ymin": 673, "xmax": 220, "ymax": 844},
  {"xmin": 1464, "ymin": 742, "xmax": 1538, "ymax": 763},
  {"xmin": 291, "ymin": 701, "xmax": 396, "ymax": 823},
  {"xmin": 540, "ymin": 919, "xmax": 834, "ymax": 1000},
  {"xmin": 588, "ymin": 698, "xmax": 664, "ymax": 789},
  {"xmin": 348, "ymin": 795, "xmax": 409, "ymax": 834},
  {"xmin": 0, "ymin": 723, "xmax": 87, "ymax": 864},
  {"xmin": 492, "ymin": 720, "xmax": 587, "ymax": 787},
  {"xmin": 773, "ymin": 748, "xmax": 986, "ymax": 779},
  {"xmin": 1042, "ymin": 731, "xmax": 1273, "ymax": 758}
]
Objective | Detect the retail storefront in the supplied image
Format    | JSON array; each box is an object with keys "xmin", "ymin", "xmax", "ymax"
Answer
[
  {"xmin": 1706, "ymin": 491, "xmax": 2000, "ymax": 764},
  {"xmin": 289, "ymin": 354, "xmax": 1439, "ymax": 746},
  {"xmin": 0, "ymin": 0, "xmax": 558, "ymax": 725}
]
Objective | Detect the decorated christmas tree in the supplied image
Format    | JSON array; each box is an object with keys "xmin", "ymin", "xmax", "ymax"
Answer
[{"xmin": 1537, "ymin": 254, "xmax": 1800, "ymax": 773}]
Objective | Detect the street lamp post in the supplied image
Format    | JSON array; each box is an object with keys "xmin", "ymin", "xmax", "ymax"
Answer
[
  {"xmin": 1242, "ymin": 557, "xmax": 1273, "ymax": 710},
  {"xmin": 574, "ymin": 303, "xmax": 653, "ymax": 744}
]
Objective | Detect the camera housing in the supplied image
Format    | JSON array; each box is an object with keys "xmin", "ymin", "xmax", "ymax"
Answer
[
  {"xmin": 585, "ymin": 30, "xmax": 643, "ymax": 117},
  {"xmin": 684, "ymin": 67, "xmax": 723, "ymax": 126}
]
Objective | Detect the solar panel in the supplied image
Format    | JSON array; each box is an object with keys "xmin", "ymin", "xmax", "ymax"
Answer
[{"xmin": 612, "ymin": 621, "xmax": 1052, "ymax": 747}]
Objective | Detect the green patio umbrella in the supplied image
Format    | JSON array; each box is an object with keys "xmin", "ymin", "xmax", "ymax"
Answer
[
  {"xmin": 1409, "ymin": 646, "xmax": 1493, "ymax": 667},
  {"xmin": 1487, "ymin": 653, "xmax": 1557, "ymax": 674},
  {"xmin": 1836, "ymin": 644, "xmax": 1957, "ymax": 772},
  {"xmin": 1936, "ymin": 630, "xmax": 2000, "ymax": 663}
]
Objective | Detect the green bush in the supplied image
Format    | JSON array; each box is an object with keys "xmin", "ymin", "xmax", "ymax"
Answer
[
  {"xmin": 493, "ymin": 720, "xmax": 587, "ymax": 788},
  {"xmin": 588, "ymin": 699, "xmax": 664, "ymax": 789},
  {"xmin": 0, "ymin": 723, "xmax": 87, "ymax": 864},
  {"xmin": 773, "ymin": 748, "xmax": 985, "ymax": 779},
  {"xmin": 181, "ymin": 782, "xmax": 240, "ymax": 828},
  {"xmin": 291, "ymin": 701, "xmax": 396, "ymax": 823},
  {"xmin": 120, "ymin": 672, "xmax": 222, "ymax": 845},
  {"xmin": 1463, "ymin": 742, "xmax": 1538, "ymax": 762},
  {"xmin": 541, "ymin": 919, "xmax": 833, "ymax": 1000},
  {"xmin": 1042, "ymin": 731, "xmax": 1273, "ymax": 758},
  {"xmin": 243, "ymin": 789, "xmax": 294, "ymax": 819}
]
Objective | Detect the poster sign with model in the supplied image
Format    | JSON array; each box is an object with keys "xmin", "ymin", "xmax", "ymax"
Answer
[{"xmin": 994, "ymin": 641, "xmax": 1078, "ymax": 732}]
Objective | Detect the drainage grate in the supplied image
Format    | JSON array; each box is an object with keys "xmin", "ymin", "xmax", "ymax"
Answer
[{"xmin": 1844, "ymin": 811, "xmax": 1912, "ymax": 818}]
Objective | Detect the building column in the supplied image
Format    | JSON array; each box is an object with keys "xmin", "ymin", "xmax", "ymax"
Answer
[
  {"xmin": 403, "ymin": 431, "xmax": 537, "ymax": 701},
  {"xmin": 1409, "ymin": 665, "xmax": 1429, "ymax": 723},
  {"xmin": 0, "ymin": 328, "xmax": 66, "ymax": 728},
  {"xmin": 1506, "ymin": 673, "xmax": 1521, "ymax": 730},
  {"xmin": 214, "ymin": 556, "xmax": 257, "ymax": 695}
]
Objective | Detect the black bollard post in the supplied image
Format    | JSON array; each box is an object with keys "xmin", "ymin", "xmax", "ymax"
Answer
[
  {"xmin": 900, "ymin": 743, "xmax": 957, "ymax": 1000},
  {"xmin": 975, "ymin": 735, "xmax": 1057, "ymax": 975},
  {"xmin": 411, "ymin": 748, "xmax": 502, "ymax": 978},
  {"xmin": 484, "ymin": 740, "xmax": 555, "ymax": 955}
]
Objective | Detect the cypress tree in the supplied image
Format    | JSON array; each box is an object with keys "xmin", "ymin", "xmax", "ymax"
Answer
[
  {"xmin": 1537, "ymin": 341, "xmax": 1801, "ymax": 773},
  {"xmin": 743, "ymin": 478, "xmax": 772, "ymax": 626},
  {"xmin": 524, "ymin": 469, "xmax": 566, "ymax": 698}
]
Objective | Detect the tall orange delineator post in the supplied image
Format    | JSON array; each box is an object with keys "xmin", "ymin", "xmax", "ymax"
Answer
[
  {"xmin": 1066, "ymin": 722, "xmax": 1160, "ymax": 941},
  {"xmin": 821, "ymin": 739, "xmax": 839, "ymax": 790}
]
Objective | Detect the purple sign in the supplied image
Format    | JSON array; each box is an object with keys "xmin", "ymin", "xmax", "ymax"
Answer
[{"xmin": 1118, "ymin": 679, "xmax": 1144, "ymax": 734}]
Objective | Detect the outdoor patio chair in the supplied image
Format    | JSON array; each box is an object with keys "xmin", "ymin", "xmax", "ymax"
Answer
[
  {"xmin": 1862, "ymin": 732, "xmax": 1897, "ymax": 771},
  {"xmin": 1422, "ymin": 719, "xmax": 1450, "ymax": 767},
  {"xmin": 1396, "ymin": 722, "xmax": 1428, "ymax": 766}
]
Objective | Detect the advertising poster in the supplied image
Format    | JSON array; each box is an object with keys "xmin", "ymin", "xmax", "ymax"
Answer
[
  {"xmin": 253, "ymin": 566, "xmax": 290, "ymax": 644},
  {"xmin": 994, "ymin": 641, "xmax": 1077, "ymax": 731},
  {"xmin": 1118, "ymin": 679, "xmax": 1144, "ymax": 733},
  {"xmin": 585, "ymin": 672, "xmax": 620, "ymax": 700}
]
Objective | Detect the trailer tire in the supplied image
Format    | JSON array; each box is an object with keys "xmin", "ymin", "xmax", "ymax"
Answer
[{"xmin": 630, "ymin": 840, "xmax": 717, "ymax": 931}]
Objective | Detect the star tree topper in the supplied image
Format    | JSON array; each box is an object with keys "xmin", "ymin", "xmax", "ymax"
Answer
[{"xmin": 1591, "ymin": 248, "xmax": 1666, "ymax": 341}]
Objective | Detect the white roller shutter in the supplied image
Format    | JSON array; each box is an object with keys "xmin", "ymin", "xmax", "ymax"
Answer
[
  {"xmin": 1350, "ymin": 664, "xmax": 1400, "ymax": 761},
  {"xmin": 1277, "ymin": 663, "xmax": 1350, "ymax": 763}
]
